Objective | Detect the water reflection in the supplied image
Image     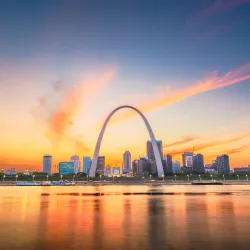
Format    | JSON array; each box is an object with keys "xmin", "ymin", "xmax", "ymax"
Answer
[{"xmin": 0, "ymin": 186, "xmax": 250, "ymax": 250}]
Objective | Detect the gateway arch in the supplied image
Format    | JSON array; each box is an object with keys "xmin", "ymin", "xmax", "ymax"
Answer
[{"xmin": 88, "ymin": 105, "xmax": 164, "ymax": 178}]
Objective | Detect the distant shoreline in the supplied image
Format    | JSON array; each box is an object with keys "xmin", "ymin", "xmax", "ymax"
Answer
[{"xmin": 1, "ymin": 181, "xmax": 250, "ymax": 186}]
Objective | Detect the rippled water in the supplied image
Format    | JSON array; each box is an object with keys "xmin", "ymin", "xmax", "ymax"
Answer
[{"xmin": 1, "ymin": 185, "xmax": 250, "ymax": 250}]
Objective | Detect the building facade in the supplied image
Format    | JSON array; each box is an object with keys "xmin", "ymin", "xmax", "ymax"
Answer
[
  {"xmin": 123, "ymin": 151, "xmax": 131, "ymax": 173},
  {"xmin": 70, "ymin": 155, "xmax": 81, "ymax": 174},
  {"xmin": 216, "ymin": 154, "xmax": 230, "ymax": 174},
  {"xmin": 43, "ymin": 154, "xmax": 52, "ymax": 174},
  {"xmin": 113, "ymin": 167, "xmax": 121, "ymax": 175},
  {"xmin": 192, "ymin": 154, "xmax": 205, "ymax": 174},
  {"xmin": 83, "ymin": 157, "xmax": 91, "ymax": 174},
  {"xmin": 165, "ymin": 154, "xmax": 173, "ymax": 174},
  {"xmin": 96, "ymin": 156, "xmax": 105, "ymax": 175},
  {"xmin": 59, "ymin": 162, "xmax": 74, "ymax": 175},
  {"xmin": 147, "ymin": 140, "xmax": 163, "ymax": 161},
  {"xmin": 172, "ymin": 161, "xmax": 181, "ymax": 174},
  {"xmin": 105, "ymin": 165, "xmax": 111, "ymax": 176},
  {"xmin": 182, "ymin": 152, "xmax": 194, "ymax": 173}
]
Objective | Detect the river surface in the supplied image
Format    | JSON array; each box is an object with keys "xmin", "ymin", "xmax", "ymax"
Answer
[{"xmin": 1, "ymin": 185, "xmax": 250, "ymax": 250}]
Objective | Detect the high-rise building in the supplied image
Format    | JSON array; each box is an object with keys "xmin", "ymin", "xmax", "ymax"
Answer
[
  {"xmin": 70, "ymin": 155, "xmax": 81, "ymax": 174},
  {"xmin": 96, "ymin": 156, "xmax": 105, "ymax": 175},
  {"xmin": 147, "ymin": 140, "xmax": 163, "ymax": 161},
  {"xmin": 182, "ymin": 152, "xmax": 194, "ymax": 173},
  {"xmin": 43, "ymin": 155, "xmax": 52, "ymax": 174},
  {"xmin": 59, "ymin": 162, "xmax": 74, "ymax": 175},
  {"xmin": 105, "ymin": 165, "xmax": 111, "ymax": 176},
  {"xmin": 132, "ymin": 158, "xmax": 151, "ymax": 176},
  {"xmin": 172, "ymin": 161, "xmax": 181, "ymax": 173},
  {"xmin": 132, "ymin": 160, "xmax": 138, "ymax": 176},
  {"xmin": 166, "ymin": 154, "xmax": 173, "ymax": 174},
  {"xmin": 83, "ymin": 157, "xmax": 91, "ymax": 174},
  {"xmin": 216, "ymin": 154, "xmax": 230, "ymax": 174},
  {"xmin": 123, "ymin": 151, "xmax": 131, "ymax": 173},
  {"xmin": 192, "ymin": 154, "xmax": 205, "ymax": 173}
]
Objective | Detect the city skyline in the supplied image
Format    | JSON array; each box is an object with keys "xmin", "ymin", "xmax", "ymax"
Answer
[{"xmin": 1, "ymin": 1, "xmax": 250, "ymax": 171}]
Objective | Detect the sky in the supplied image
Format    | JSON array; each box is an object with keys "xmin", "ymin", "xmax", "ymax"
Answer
[{"xmin": 1, "ymin": 0, "xmax": 250, "ymax": 171}]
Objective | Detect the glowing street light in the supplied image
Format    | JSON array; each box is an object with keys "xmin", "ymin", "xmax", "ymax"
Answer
[
  {"xmin": 73, "ymin": 175, "xmax": 75, "ymax": 182},
  {"xmin": 149, "ymin": 175, "xmax": 152, "ymax": 181},
  {"xmin": 187, "ymin": 175, "xmax": 189, "ymax": 181},
  {"xmin": 174, "ymin": 175, "xmax": 177, "ymax": 181},
  {"xmin": 199, "ymin": 174, "xmax": 201, "ymax": 181},
  {"xmin": 3, "ymin": 175, "xmax": 6, "ymax": 182},
  {"xmin": 16, "ymin": 175, "xmax": 18, "ymax": 182},
  {"xmin": 223, "ymin": 174, "xmax": 225, "ymax": 182},
  {"xmin": 47, "ymin": 175, "xmax": 49, "ymax": 181},
  {"xmin": 99, "ymin": 175, "xmax": 102, "ymax": 181},
  {"xmin": 237, "ymin": 174, "xmax": 239, "ymax": 181},
  {"xmin": 246, "ymin": 175, "xmax": 248, "ymax": 181},
  {"xmin": 60, "ymin": 174, "xmax": 63, "ymax": 181},
  {"xmin": 162, "ymin": 174, "xmax": 164, "ymax": 182},
  {"xmin": 87, "ymin": 174, "xmax": 89, "ymax": 182},
  {"xmin": 33, "ymin": 175, "xmax": 35, "ymax": 182},
  {"xmin": 210, "ymin": 174, "xmax": 213, "ymax": 181}
]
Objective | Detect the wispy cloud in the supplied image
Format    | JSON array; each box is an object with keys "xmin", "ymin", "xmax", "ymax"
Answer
[
  {"xmin": 109, "ymin": 63, "xmax": 250, "ymax": 123},
  {"xmin": 225, "ymin": 145, "xmax": 249, "ymax": 155},
  {"xmin": 164, "ymin": 136, "xmax": 198, "ymax": 148},
  {"xmin": 32, "ymin": 66, "xmax": 116, "ymax": 145},
  {"xmin": 165, "ymin": 132, "xmax": 250, "ymax": 156},
  {"xmin": 187, "ymin": 0, "xmax": 250, "ymax": 29}
]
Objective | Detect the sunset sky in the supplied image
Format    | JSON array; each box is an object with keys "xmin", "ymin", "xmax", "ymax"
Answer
[{"xmin": 1, "ymin": 0, "xmax": 250, "ymax": 171}]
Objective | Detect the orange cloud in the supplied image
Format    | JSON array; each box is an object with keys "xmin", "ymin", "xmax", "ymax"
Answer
[
  {"xmin": 164, "ymin": 136, "xmax": 198, "ymax": 148},
  {"xmin": 109, "ymin": 63, "xmax": 250, "ymax": 123},
  {"xmin": 165, "ymin": 132, "xmax": 250, "ymax": 156},
  {"xmin": 225, "ymin": 145, "xmax": 250, "ymax": 155},
  {"xmin": 32, "ymin": 66, "xmax": 116, "ymax": 145}
]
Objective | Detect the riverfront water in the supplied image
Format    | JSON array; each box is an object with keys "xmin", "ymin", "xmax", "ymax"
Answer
[{"xmin": 1, "ymin": 185, "xmax": 250, "ymax": 250}]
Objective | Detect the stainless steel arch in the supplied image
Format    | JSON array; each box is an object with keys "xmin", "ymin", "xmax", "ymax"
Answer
[{"xmin": 89, "ymin": 105, "xmax": 164, "ymax": 177}]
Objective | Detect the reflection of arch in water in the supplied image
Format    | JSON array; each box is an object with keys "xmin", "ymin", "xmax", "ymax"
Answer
[{"xmin": 89, "ymin": 105, "xmax": 164, "ymax": 177}]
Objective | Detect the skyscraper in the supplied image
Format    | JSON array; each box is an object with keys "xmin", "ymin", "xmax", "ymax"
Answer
[
  {"xmin": 166, "ymin": 154, "xmax": 173, "ymax": 174},
  {"xmin": 182, "ymin": 152, "xmax": 194, "ymax": 173},
  {"xmin": 96, "ymin": 156, "xmax": 105, "ymax": 175},
  {"xmin": 172, "ymin": 161, "xmax": 181, "ymax": 173},
  {"xmin": 83, "ymin": 157, "xmax": 91, "ymax": 174},
  {"xmin": 192, "ymin": 154, "xmax": 205, "ymax": 174},
  {"xmin": 70, "ymin": 155, "xmax": 81, "ymax": 174},
  {"xmin": 123, "ymin": 151, "xmax": 131, "ymax": 174},
  {"xmin": 216, "ymin": 154, "xmax": 230, "ymax": 174},
  {"xmin": 147, "ymin": 140, "xmax": 163, "ymax": 161},
  {"xmin": 105, "ymin": 165, "xmax": 111, "ymax": 176},
  {"xmin": 43, "ymin": 155, "xmax": 52, "ymax": 174}
]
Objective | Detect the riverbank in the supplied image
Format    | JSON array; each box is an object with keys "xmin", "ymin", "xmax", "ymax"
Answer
[{"xmin": 1, "ymin": 180, "xmax": 250, "ymax": 186}]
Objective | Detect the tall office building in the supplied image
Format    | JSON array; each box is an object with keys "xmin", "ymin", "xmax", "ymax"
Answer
[
  {"xmin": 96, "ymin": 156, "xmax": 105, "ymax": 175},
  {"xmin": 132, "ymin": 158, "xmax": 151, "ymax": 176},
  {"xmin": 216, "ymin": 154, "xmax": 230, "ymax": 174},
  {"xmin": 70, "ymin": 155, "xmax": 81, "ymax": 174},
  {"xmin": 172, "ymin": 161, "xmax": 181, "ymax": 173},
  {"xmin": 123, "ymin": 151, "xmax": 131, "ymax": 173},
  {"xmin": 83, "ymin": 157, "xmax": 91, "ymax": 174},
  {"xmin": 166, "ymin": 154, "xmax": 173, "ymax": 174},
  {"xmin": 43, "ymin": 155, "xmax": 52, "ymax": 174},
  {"xmin": 59, "ymin": 162, "xmax": 74, "ymax": 175},
  {"xmin": 192, "ymin": 154, "xmax": 205, "ymax": 173},
  {"xmin": 147, "ymin": 140, "xmax": 163, "ymax": 161},
  {"xmin": 182, "ymin": 152, "xmax": 194, "ymax": 173},
  {"xmin": 105, "ymin": 165, "xmax": 111, "ymax": 176}
]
